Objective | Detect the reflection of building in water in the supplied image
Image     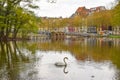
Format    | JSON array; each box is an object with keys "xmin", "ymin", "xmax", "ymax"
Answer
[
  {"xmin": 98, "ymin": 38, "xmax": 120, "ymax": 47},
  {"xmin": 87, "ymin": 38, "xmax": 97, "ymax": 46},
  {"xmin": 64, "ymin": 38, "xmax": 119, "ymax": 48},
  {"xmin": 64, "ymin": 38, "xmax": 85, "ymax": 46},
  {"xmin": 112, "ymin": 38, "xmax": 120, "ymax": 47},
  {"xmin": 51, "ymin": 32, "xmax": 65, "ymax": 41}
]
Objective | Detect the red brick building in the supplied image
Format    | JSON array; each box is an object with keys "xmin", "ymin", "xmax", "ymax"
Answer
[
  {"xmin": 75, "ymin": 6, "xmax": 90, "ymax": 17},
  {"xmin": 89, "ymin": 6, "xmax": 106, "ymax": 14},
  {"xmin": 73, "ymin": 6, "xmax": 106, "ymax": 17}
]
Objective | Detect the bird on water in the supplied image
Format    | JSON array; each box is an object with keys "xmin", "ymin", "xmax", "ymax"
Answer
[{"xmin": 55, "ymin": 57, "xmax": 68, "ymax": 67}]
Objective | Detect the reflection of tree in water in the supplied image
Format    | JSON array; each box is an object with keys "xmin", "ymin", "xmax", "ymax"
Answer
[
  {"xmin": 0, "ymin": 39, "xmax": 119, "ymax": 80},
  {"xmin": 108, "ymin": 40, "xmax": 113, "ymax": 48},
  {"xmin": 113, "ymin": 70, "xmax": 120, "ymax": 80},
  {"xmin": 0, "ymin": 41, "xmax": 33, "ymax": 80}
]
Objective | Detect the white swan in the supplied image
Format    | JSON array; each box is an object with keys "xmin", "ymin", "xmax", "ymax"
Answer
[{"xmin": 55, "ymin": 57, "xmax": 68, "ymax": 67}]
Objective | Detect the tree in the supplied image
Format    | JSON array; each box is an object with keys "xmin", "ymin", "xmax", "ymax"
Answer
[
  {"xmin": 70, "ymin": 16, "xmax": 83, "ymax": 27},
  {"xmin": 87, "ymin": 10, "xmax": 113, "ymax": 28},
  {"xmin": 112, "ymin": 1, "xmax": 120, "ymax": 26},
  {"xmin": 0, "ymin": 0, "xmax": 39, "ymax": 40}
]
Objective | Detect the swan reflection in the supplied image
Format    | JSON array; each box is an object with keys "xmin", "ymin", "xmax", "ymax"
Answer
[
  {"xmin": 63, "ymin": 65, "xmax": 68, "ymax": 74},
  {"xmin": 55, "ymin": 57, "xmax": 69, "ymax": 74}
]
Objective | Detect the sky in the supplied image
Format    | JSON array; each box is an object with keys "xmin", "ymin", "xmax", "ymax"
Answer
[{"xmin": 33, "ymin": 0, "xmax": 115, "ymax": 18}]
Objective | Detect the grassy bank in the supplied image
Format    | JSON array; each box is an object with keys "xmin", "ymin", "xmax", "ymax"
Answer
[{"xmin": 108, "ymin": 35, "xmax": 120, "ymax": 38}]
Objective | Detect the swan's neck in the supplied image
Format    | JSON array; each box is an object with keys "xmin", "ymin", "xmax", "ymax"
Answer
[{"xmin": 64, "ymin": 58, "xmax": 67, "ymax": 65}]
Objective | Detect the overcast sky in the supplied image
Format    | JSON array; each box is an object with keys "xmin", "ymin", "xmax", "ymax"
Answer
[{"xmin": 33, "ymin": 0, "xmax": 115, "ymax": 18}]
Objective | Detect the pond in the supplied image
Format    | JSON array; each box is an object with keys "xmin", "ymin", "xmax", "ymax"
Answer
[{"xmin": 0, "ymin": 37, "xmax": 120, "ymax": 80}]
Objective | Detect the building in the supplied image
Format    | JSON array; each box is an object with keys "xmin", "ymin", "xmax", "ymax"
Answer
[
  {"xmin": 113, "ymin": 27, "xmax": 120, "ymax": 35},
  {"xmin": 72, "ymin": 6, "xmax": 106, "ymax": 18},
  {"xmin": 89, "ymin": 6, "xmax": 106, "ymax": 14},
  {"xmin": 75, "ymin": 6, "xmax": 90, "ymax": 17},
  {"xmin": 87, "ymin": 27, "xmax": 97, "ymax": 33}
]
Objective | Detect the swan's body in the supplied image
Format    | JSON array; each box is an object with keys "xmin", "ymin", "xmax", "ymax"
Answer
[{"xmin": 55, "ymin": 57, "xmax": 68, "ymax": 67}]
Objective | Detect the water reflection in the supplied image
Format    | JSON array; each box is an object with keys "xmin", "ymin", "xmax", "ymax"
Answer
[
  {"xmin": 63, "ymin": 65, "xmax": 68, "ymax": 74},
  {"xmin": 54, "ymin": 57, "xmax": 68, "ymax": 74},
  {"xmin": 0, "ymin": 38, "xmax": 120, "ymax": 80},
  {"xmin": 35, "ymin": 51, "xmax": 116, "ymax": 80},
  {"xmin": 0, "ymin": 41, "xmax": 42, "ymax": 80},
  {"xmin": 0, "ymin": 41, "xmax": 26, "ymax": 80}
]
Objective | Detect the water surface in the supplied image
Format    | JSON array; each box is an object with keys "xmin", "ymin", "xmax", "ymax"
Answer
[{"xmin": 0, "ymin": 38, "xmax": 120, "ymax": 80}]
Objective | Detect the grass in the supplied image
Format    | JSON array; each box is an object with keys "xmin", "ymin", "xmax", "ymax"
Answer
[{"xmin": 108, "ymin": 35, "xmax": 120, "ymax": 38}]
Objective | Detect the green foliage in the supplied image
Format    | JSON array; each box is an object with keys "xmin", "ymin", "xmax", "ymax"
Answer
[
  {"xmin": 87, "ymin": 10, "xmax": 113, "ymax": 27},
  {"xmin": 69, "ymin": 16, "xmax": 83, "ymax": 27},
  {"xmin": 113, "ymin": 1, "xmax": 120, "ymax": 26},
  {"xmin": 28, "ymin": 4, "xmax": 39, "ymax": 9},
  {"xmin": 0, "ymin": 0, "xmax": 40, "ymax": 40},
  {"xmin": 39, "ymin": 18, "xmax": 69, "ymax": 29}
]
